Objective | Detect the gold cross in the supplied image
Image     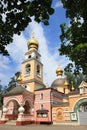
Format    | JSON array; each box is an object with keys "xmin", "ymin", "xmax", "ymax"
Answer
[{"xmin": 32, "ymin": 32, "xmax": 35, "ymax": 38}]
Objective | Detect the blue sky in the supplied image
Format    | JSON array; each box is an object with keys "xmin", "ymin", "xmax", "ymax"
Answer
[{"xmin": 0, "ymin": 1, "xmax": 71, "ymax": 87}]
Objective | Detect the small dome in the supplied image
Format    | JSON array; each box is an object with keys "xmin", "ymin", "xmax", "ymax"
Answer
[
  {"xmin": 27, "ymin": 37, "xmax": 39, "ymax": 50},
  {"xmin": 17, "ymin": 75, "xmax": 22, "ymax": 83},
  {"xmin": 56, "ymin": 66, "xmax": 63, "ymax": 76},
  {"xmin": 64, "ymin": 80, "xmax": 69, "ymax": 88}
]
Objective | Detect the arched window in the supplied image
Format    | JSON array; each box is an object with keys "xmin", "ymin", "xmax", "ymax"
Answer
[
  {"xmin": 36, "ymin": 55, "xmax": 38, "ymax": 59},
  {"xmin": 25, "ymin": 64, "xmax": 31, "ymax": 75},
  {"xmin": 37, "ymin": 65, "xmax": 40, "ymax": 76},
  {"xmin": 28, "ymin": 55, "xmax": 31, "ymax": 59}
]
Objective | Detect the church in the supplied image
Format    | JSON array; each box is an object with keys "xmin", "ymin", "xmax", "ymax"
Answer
[{"xmin": 0, "ymin": 35, "xmax": 87, "ymax": 125}]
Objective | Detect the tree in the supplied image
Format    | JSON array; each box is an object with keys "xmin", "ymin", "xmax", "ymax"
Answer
[
  {"xmin": 7, "ymin": 77, "xmax": 17, "ymax": 91},
  {"xmin": 6, "ymin": 71, "xmax": 20, "ymax": 92},
  {"xmin": 64, "ymin": 69, "xmax": 87, "ymax": 90},
  {"xmin": 0, "ymin": 81, "xmax": 3, "ymax": 108},
  {"xmin": 0, "ymin": 0, "xmax": 54, "ymax": 55},
  {"xmin": 60, "ymin": 0, "xmax": 87, "ymax": 75}
]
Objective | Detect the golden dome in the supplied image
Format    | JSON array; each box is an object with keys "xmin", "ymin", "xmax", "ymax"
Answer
[
  {"xmin": 71, "ymin": 81, "xmax": 75, "ymax": 91},
  {"xmin": 17, "ymin": 75, "xmax": 22, "ymax": 83},
  {"xmin": 27, "ymin": 34, "xmax": 39, "ymax": 50},
  {"xmin": 64, "ymin": 80, "xmax": 69, "ymax": 88},
  {"xmin": 56, "ymin": 66, "xmax": 63, "ymax": 76}
]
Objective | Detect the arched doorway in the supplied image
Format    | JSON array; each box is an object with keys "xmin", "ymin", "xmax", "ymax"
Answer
[
  {"xmin": 74, "ymin": 98, "xmax": 87, "ymax": 125},
  {"xmin": 78, "ymin": 102, "xmax": 87, "ymax": 125},
  {"xmin": 78, "ymin": 102, "xmax": 87, "ymax": 112},
  {"xmin": 23, "ymin": 100, "xmax": 34, "ymax": 115},
  {"xmin": 6, "ymin": 99, "xmax": 20, "ymax": 120},
  {"xmin": 24, "ymin": 100, "xmax": 31, "ymax": 114}
]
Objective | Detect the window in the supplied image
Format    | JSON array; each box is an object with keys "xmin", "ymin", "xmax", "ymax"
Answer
[
  {"xmin": 37, "ymin": 65, "xmax": 40, "ymax": 76},
  {"xmin": 36, "ymin": 55, "xmax": 38, "ymax": 59},
  {"xmin": 25, "ymin": 85, "xmax": 27, "ymax": 89},
  {"xmin": 37, "ymin": 113, "xmax": 48, "ymax": 118},
  {"xmin": 28, "ymin": 55, "xmax": 31, "ymax": 59},
  {"xmin": 40, "ymin": 93, "xmax": 43, "ymax": 100},
  {"xmin": 25, "ymin": 64, "xmax": 31, "ymax": 75},
  {"xmin": 80, "ymin": 87, "xmax": 86, "ymax": 94},
  {"xmin": 40, "ymin": 104, "xmax": 43, "ymax": 110}
]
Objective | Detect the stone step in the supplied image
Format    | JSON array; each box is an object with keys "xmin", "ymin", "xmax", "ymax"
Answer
[
  {"xmin": 5, "ymin": 120, "xmax": 16, "ymax": 125},
  {"xmin": 53, "ymin": 122, "xmax": 79, "ymax": 126}
]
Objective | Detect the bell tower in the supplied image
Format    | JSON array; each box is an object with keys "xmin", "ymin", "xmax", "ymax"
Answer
[{"xmin": 20, "ymin": 34, "xmax": 44, "ymax": 92}]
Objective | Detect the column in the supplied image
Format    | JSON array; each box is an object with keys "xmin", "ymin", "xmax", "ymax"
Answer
[{"xmin": 17, "ymin": 105, "xmax": 25, "ymax": 121}]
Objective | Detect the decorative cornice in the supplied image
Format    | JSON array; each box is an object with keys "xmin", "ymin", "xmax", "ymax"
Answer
[
  {"xmin": 22, "ymin": 58, "xmax": 43, "ymax": 66},
  {"xmin": 21, "ymin": 79, "xmax": 45, "ymax": 86},
  {"xmin": 25, "ymin": 50, "xmax": 41, "ymax": 57}
]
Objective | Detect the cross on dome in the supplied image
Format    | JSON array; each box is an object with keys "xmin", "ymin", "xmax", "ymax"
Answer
[
  {"xmin": 27, "ymin": 32, "xmax": 39, "ymax": 50},
  {"xmin": 32, "ymin": 32, "xmax": 35, "ymax": 39}
]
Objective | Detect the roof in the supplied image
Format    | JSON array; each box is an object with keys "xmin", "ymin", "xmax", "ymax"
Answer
[
  {"xmin": 52, "ymin": 102, "xmax": 69, "ymax": 107},
  {"xmin": 51, "ymin": 78, "xmax": 65, "ymax": 88},
  {"xmin": 34, "ymin": 87, "xmax": 52, "ymax": 91},
  {"xmin": 69, "ymin": 90, "xmax": 79, "ymax": 95},
  {"xmin": 36, "ymin": 109, "xmax": 49, "ymax": 114},
  {"xmin": 79, "ymin": 81, "xmax": 87, "ymax": 88},
  {"xmin": 4, "ymin": 85, "xmax": 33, "ymax": 96}
]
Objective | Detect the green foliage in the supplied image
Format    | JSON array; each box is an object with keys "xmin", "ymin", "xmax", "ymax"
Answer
[
  {"xmin": 0, "ymin": 0, "xmax": 54, "ymax": 55},
  {"xmin": 0, "ymin": 83, "xmax": 3, "ymax": 107},
  {"xmin": 6, "ymin": 71, "xmax": 20, "ymax": 92},
  {"xmin": 6, "ymin": 77, "xmax": 17, "ymax": 91},
  {"xmin": 64, "ymin": 69, "xmax": 87, "ymax": 90},
  {"xmin": 60, "ymin": 0, "xmax": 87, "ymax": 75}
]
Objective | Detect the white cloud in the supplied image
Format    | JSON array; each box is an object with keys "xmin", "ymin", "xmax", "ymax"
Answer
[
  {"xmin": 55, "ymin": 1, "xmax": 63, "ymax": 8},
  {"xmin": 0, "ymin": 56, "xmax": 10, "ymax": 69},
  {"xmin": 7, "ymin": 33, "xmax": 27, "ymax": 67},
  {"xmin": 0, "ymin": 56, "xmax": 11, "ymax": 86},
  {"xmin": 0, "ymin": 19, "xmax": 69, "ymax": 87},
  {"xmin": 0, "ymin": 34, "xmax": 27, "ymax": 86}
]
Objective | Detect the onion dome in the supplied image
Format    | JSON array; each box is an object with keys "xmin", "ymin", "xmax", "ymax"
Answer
[
  {"xmin": 51, "ymin": 64, "xmax": 64, "ymax": 93},
  {"xmin": 71, "ymin": 81, "xmax": 75, "ymax": 91},
  {"xmin": 27, "ymin": 33, "xmax": 39, "ymax": 50},
  {"xmin": 64, "ymin": 80, "xmax": 69, "ymax": 89},
  {"xmin": 17, "ymin": 75, "xmax": 22, "ymax": 83},
  {"xmin": 51, "ymin": 78, "xmax": 65, "ymax": 88},
  {"xmin": 56, "ymin": 66, "xmax": 63, "ymax": 77}
]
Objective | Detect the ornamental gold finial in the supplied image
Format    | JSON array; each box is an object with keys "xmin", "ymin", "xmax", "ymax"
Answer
[
  {"xmin": 17, "ymin": 73, "xmax": 22, "ymax": 83},
  {"xmin": 46, "ymin": 83, "xmax": 49, "ymax": 88},
  {"xmin": 56, "ymin": 62, "xmax": 63, "ymax": 77},
  {"xmin": 71, "ymin": 81, "xmax": 75, "ymax": 91}
]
